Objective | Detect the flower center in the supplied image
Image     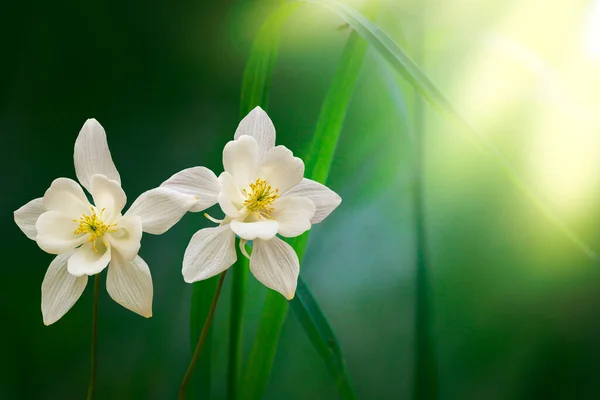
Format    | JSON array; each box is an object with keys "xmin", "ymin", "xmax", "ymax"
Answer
[
  {"xmin": 242, "ymin": 178, "xmax": 279, "ymax": 219},
  {"xmin": 73, "ymin": 207, "xmax": 116, "ymax": 252}
]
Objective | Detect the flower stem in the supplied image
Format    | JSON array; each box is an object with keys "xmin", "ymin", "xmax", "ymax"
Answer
[
  {"xmin": 86, "ymin": 274, "xmax": 100, "ymax": 400},
  {"xmin": 179, "ymin": 271, "xmax": 227, "ymax": 400}
]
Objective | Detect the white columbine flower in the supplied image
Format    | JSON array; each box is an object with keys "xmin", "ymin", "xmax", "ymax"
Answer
[
  {"xmin": 161, "ymin": 107, "xmax": 342, "ymax": 299},
  {"xmin": 14, "ymin": 119, "xmax": 196, "ymax": 325}
]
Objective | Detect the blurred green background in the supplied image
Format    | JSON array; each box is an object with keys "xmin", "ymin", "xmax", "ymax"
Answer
[{"xmin": 3, "ymin": 0, "xmax": 600, "ymax": 398}]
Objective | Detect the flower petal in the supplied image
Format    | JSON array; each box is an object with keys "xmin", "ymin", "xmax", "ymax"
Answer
[
  {"xmin": 41, "ymin": 250, "xmax": 88, "ymax": 325},
  {"xmin": 105, "ymin": 215, "xmax": 142, "ymax": 261},
  {"xmin": 223, "ymin": 135, "xmax": 260, "ymax": 188},
  {"xmin": 272, "ymin": 196, "xmax": 316, "ymax": 237},
  {"xmin": 217, "ymin": 171, "xmax": 245, "ymax": 218},
  {"xmin": 230, "ymin": 219, "xmax": 279, "ymax": 240},
  {"xmin": 67, "ymin": 242, "xmax": 111, "ymax": 277},
  {"xmin": 160, "ymin": 167, "xmax": 220, "ymax": 212},
  {"xmin": 182, "ymin": 225, "xmax": 237, "ymax": 283},
  {"xmin": 234, "ymin": 106, "xmax": 276, "ymax": 159},
  {"xmin": 257, "ymin": 146, "xmax": 304, "ymax": 194},
  {"xmin": 125, "ymin": 187, "xmax": 197, "ymax": 235},
  {"xmin": 282, "ymin": 178, "xmax": 342, "ymax": 223},
  {"xmin": 14, "ymin": 198, "xmax": 45, "ymax": 240},
  {"xmin": 250, "ymin": 237, "xmax": 299, "ymax": 300},
  {"xmin": 90, "ymin": 174, "xmax": 126, "ymax": 219},
  {"xmin": 36, "ymin": 211, "xmax": 86, "ymax": 254},
  {"xmin": 106, "ymin": 253, "xmax": 153, "ymax": 318},
  {"xmin": 43, "ymin": 178, "xmax": 90, "ymax": 217},
  {"xmin": 74, "ymin": 118, "xmax": 121, "ymax": 192}
]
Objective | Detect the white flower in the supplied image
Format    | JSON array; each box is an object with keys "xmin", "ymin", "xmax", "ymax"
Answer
[
  {"xmin": 161, "ymin": 107, "xmax": 342, "ymax": 299},
  {"xmin": 14, "ymin": 119, "xmax": 195, "ymax": 325}
]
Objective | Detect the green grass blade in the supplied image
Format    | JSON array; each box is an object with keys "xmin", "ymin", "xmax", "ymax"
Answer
[
  {"xmin": 379, "ymin": 47, "xmax": 439, "ymax": 399},
  {"xmin": 229, "ymin": 5, "xmax": 303, "ymax": 399},
  {"xmin": 240, "ymin": 3, "xmax": 302, "ymax": 116},
  {"xmin": 227, "ymin": 245, "xmax": 248, "ymax": 400},
  {"xmin": 410, "ymin": 27, "xmax": 438, "ymax": 399},
  {"xmin": 240, "ymin": 2, "xmax": 379, "ymax": 399},
  {"xmin": 301, "ymin": 0, "xmax": 595, "ymax": 258},
  {"xmin": 188, "ymin": 277, "xmax": 219, "ymax": 399},
  {"xmin": 303, "ymin": 4, "xmax": 375, "ymax": 183},
  {"xmin": 239, "ymin": 286, "xmax": 290, "ymax": 400}
]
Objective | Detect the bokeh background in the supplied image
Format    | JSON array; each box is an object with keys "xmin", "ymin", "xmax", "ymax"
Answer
[{"xmin": 3, "ymin": 0, "xmax": 600, "ymax": 398}]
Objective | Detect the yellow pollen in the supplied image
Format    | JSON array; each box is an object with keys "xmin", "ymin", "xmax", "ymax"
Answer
[
  {"xmin": 73, "ymin": 207, "xmax": 116, "ymax": 252},
  {"xmin": 242, "ymin": 178, "xmax": 279, "ymax": 219}
]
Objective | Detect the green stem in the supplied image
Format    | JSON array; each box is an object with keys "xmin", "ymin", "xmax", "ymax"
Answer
[
  {"xmin": 189, "ymin": 277, "xmax": 219, "ymax": 398},
  {"xmin": 179, "ymin": 271, "xmax": 228, "ymax": 400},
  {"xmin": 412, "ymin": 27, "xmax": 437, "ymax": 400},
  {"xmin": 86, "ymin": 274, "xmax": 100, "ymax": 400},
  {"xmin": 228, "ymin": 246, "xmax": 248, "ymax": 400}
]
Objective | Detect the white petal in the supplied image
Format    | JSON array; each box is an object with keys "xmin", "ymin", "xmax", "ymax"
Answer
[
  {"xmin": 105, "ymin": 215, "xmax": 142, "ymax": 261},
  {"xmin": 36, "ymin": 211, "xmax": 86, "ymax": 254},
  {"xmin": 272, "ymin": 196, "xmax": 316, "ymax": 237},
  {"xmin": 160, "ymin": 167, "xmax": 220, "ymax": 212},
  {"xmin": 67, "ymin": 242, "xmax": 111, "ymax": 277},
  {"xmin": 234, "ymin": 106, "xmax": 276, "ymax": 159},
  {"xmin": 250, "ymin": 237, "xmax": 299, "ymax": 300},
  {"xmin": 257, "ymin": 146, "xmax": 304, "ymax": 194},
  {"xmin": 106, "ymin": 253, "xmax": 153, "ymax": 318},
  {"xmin": 230, "ymin": 219, "xmax": 279, "ymax": 240},
  {"xmin": 183, "ymin": 225, "xmax": 236, "ymax": 283},
  {"xmin": 125, "ymin": 187, "xmax": 197, "ymax": 235},
  {"xmin": 283, "ymin": 178, "xmax": 342, "ymax": 223},
  {"xmin": 223, "ymin": 135, "xmax": 260, "ymax": 188},
  {"xmin": 14, "ymin": 198, "xmax": 45, "ymax": 240},
  {"xmin": 74, "ymin": 119, "xmax": 121, "ymax": 192},
  {"xmin": 217, "ymin": 171, "xmax": 245, "ymax": 217},
  {"xmin": 90, "ymin": 174, "xmax": 126, "ymax": 219},
  {"xmin": 41, "ymin": 250, "xmax": 88, "ymax": 325},
  {"xmin": 43, "ymin": 178, "xmax": 90, "ymax": 217}
]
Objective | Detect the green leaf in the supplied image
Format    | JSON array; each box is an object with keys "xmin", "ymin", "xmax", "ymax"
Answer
[
  {"xmin": 239, "ymin": 233, "xmax": 306, "ymax": 400},
  {"xmin": 188, "ymin": 276, "xmax": 219, "ymax": 399},
  {"xmin": 230, "ymin": 5, "xmax": 303, "ymax": 399},
  {"xmin": 302, "ymin": 0, "xmax": 595, "ymax": 258},
  {"xmin": 303, "ymin": 11, "xmax": 374, "ymax": 184},
  {"xmin": 228, "ymin": 5, "xmax": 305, "ymax": 399},
  {"xmin": 239, "ymin": 3, "xmax": 302, "ymax": 116},
  {"xmin": 227, "ymin": 244, "xmax": 248, "ymax": 400},
  {"xmin": 240, "ymin": 1, "xmax": 379, "ymax": 399}
]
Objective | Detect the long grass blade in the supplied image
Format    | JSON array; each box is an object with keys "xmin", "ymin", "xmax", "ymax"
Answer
[
  {"xmin": 228, "ymin": 4, "xmax": 303, "ymax": 400},
  {"xmin": 240, "ymin": 2, "xmax": 379, "ymax": 399},
  {"xmin": 227, "ymin": 247, "xmax": 248, "ymax": 400},
  {"xmin": 301, "ymin": 0, "xmax": 595, "ymax": 258}
]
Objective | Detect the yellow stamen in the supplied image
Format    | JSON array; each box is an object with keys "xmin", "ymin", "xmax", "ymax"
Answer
[
  {"xmin": 242, "ymin": 178, "xmax": 279, "ymax": 219},
  {"xmin": 73, "ymin": 207, "xmax": 116, "ymax": 252}
]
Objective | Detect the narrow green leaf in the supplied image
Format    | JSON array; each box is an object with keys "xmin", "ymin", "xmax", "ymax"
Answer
[
  {"xmin": 239, "ymin": 284, "xmax": 290, "ymax": 400},
  {"xmin": 240, "ymin": 2, "xmax": 379, "ymax": 399},
  {"xmin": 239, "ymin": 3, "xmax": 302, "ymax": 116},
  {"xmin": 304, "ymin": 13, "xmax": 373, "ymax": 183},
  {"xmin": 227, "ymin": 244, "xmax": 248, "ymax": 400},
  {"xmin": 239, "ymin": 233, "xmax": 307, "ymax": 400},
  {"xmin": 302, "ymin": 0, "xmax": 595, "ymax": 258},
  {"xmin": 229, "ymin": 5, "xmax": 303, "ymax": 399},
  {"xmin": 188, "ymin": 276, "xmax": 219, "ymax": 399}
]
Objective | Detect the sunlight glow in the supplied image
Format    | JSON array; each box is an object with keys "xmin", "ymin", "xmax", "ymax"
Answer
[{"xmin": 585, "ymin": 0, "xmax": 600, "ymax": 60}]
